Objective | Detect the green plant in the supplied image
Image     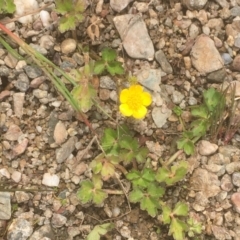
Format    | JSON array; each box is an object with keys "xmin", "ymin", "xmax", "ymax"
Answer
[
  {"xmin": 0, "ymin": 23, "xmax": 93, "ymax": 129},
  {"xmin": 94, "ymin": 48, "xmax": 124, "ymax": 76},
  {"xmin": 177, "ymin": 88, "xmax": 226, "ymax": 155},
  {"xmin": 55, "ymin": 0, "xmax": 84, "ymax": 33},
  {"xmin": 86, "ymin": 223, "xmax": 114, "ymax": 240},
  {"xmin": 0, "ymin": 0, "xmax": 15, "ymax": 14},
  {"xmin": 161, "ymin": 202, "xmax": 188, "ymax": 240}
]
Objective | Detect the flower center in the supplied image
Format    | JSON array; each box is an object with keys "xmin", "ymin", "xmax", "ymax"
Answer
[{"xmin": 126, "ymin": 93, "xmax": 141, "ymax": 111}]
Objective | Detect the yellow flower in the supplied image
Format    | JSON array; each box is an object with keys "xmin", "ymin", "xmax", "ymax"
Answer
[{"xmin": 119, "ymin": 85, "xmax": 152, "ymax": 119}]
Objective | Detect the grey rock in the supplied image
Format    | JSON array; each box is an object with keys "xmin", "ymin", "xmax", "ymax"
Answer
[
  {"xmin": 191, "ymin": 35, "xmax": 224, "ymax": 75},
  {"xmin": 188, "ymin": 96, "xmax": 197, "ymax": 105},
  {"xmin": 24, "ymin": 65, "xmax": 43, "ymax": 79},
  {"xmin": 113, "ymin": 14, "xmax": 154, "ymax": 60},
  {"xmin": 155, "ymin": 50, "xmax": 173, "ymax": 74},
  {"xmin": 110, "ymin": 0, "xmax": 133, "ymax": 12},
  {"xmin": 29, "ymin": 43, "xmax": 47, "ymax": 55},
  {"xmin": 206, "ymin": 68, "xmax": 227, "ymax": 83},
  {"xmin": 232, "ymin": 172, "xmax": 240, "ymax": 187},
  {"xmin": 72, "ymin": 53, "xmax": 84, "ymax": 66},
  {"xmin": 137, "ymin": 68, "xmax": 161, "ymax": 92},
  {"xmin": 100, "ymin": 76, "xmax": 116, "ymax": 90},
  {"xmin": 152, "ymin": 106, "xmax": 172, "ymax": 128},
  {"xmin": 221, "ymin": 53, "xmax": 233, "ymax": 65},
  {"xmin": 51, "ymin": 214, "xmax": 67, "ymax": 228},
  {"xmin": 230, "ymin": 6, "xmax": 240, "ymax": 17},
  {"xmin": 182, "ymin": 0, "xmax": 208, "ymax": 10},
  {"xmin": 56, "ymin": 136, "xmax": 77, "ymax": 163},
  {"xmin": 15, "ymin": 73, "xmax": 29, "ymax": 92},
  {"xmin": 29, "ymin": 225, "xmax": 54, "ymax": 240},
  {"xmin": 0, "ymin": 65, "xmax": 10, "ymax": 76},
  {"xmin": 39, "ymin": 35, "xmax": 54, "ymax": 50},
  {"xmin": 0, "ymin": 192, "xmax": 11, "ymax": 220},
  {"xmin": 171, "ymin": 90, "xmax": 184, "ymax": 104},
  {"xmin": 15, "ymin": 191, "xmax": 30, "ymax": 203},
  {"xmin": 7, "ymin": 219, "xmax": 33, "ymax": 240},
  {"xmin": 221, "ymin": 174, "xmax": 233, "ymax": 192}
]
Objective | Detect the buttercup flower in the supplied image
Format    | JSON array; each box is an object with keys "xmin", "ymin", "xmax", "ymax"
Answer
[{"xmin": 119, "ymin": 85, "xmax": 152, "ymax": 119}]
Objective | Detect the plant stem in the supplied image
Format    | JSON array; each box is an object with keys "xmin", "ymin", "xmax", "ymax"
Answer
[
  {"xmin": 163, "ymin": 150, "xmax": 183, "ymax": 167},
  {"xmin": 0, "ymin": 22, "xmax": 94, "ymax": 131},
  {"xmin": 103, "ymin": 189, "xmax": 124, "ymax": 195}
]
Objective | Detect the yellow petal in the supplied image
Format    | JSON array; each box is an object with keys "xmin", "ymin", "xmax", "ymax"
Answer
[
  {"xmin": 120, "ymin": 89, "xmax": 129, "ymax": 103},
  {"xmin": 141, "ymin": 92, "xmax": 152, "ymax": 106},
  {"xmin": 130, "ymin": 85, "xmax": 143, "ymax": 93},
  {"xmin": 119, "ymin": 104, "xmax": 133, "ymax": 116},
  {"xmin": 132, "ymin": 105, "xmax": 147, "ymax": 119}
]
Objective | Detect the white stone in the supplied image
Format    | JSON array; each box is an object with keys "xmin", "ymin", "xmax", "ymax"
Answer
[
  {"xmin": 42, "ymin": 173, "xmax": 60, "ymax": 187},
  {"xmin": 61, "ymin": 39, "xmax": 77, "ymax": 54},
  {"xmin": 11, "ymin": 171, "xmax": 22, "ymax": 183},
  {"xmin": 198, "ymin": 140, "xmax": 218, "ymax": 156}
]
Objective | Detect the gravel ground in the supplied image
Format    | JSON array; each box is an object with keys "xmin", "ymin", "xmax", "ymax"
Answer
[{"xmin": 1, "ymin": 0, "xmax": 240, "ymax": 239}]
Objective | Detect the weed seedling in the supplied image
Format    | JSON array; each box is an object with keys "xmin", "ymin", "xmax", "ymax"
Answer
[
  {"xmin": 94, "ymin": 48, "xmax": 124, "ymax": 76},
  {"xmin": 55, "ymin": 0, "xmax": 84, "ymax": 33}
]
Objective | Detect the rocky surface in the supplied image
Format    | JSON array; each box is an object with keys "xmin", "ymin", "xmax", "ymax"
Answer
[{"xmin": 1, "ymin": 0, "xmax": 240, "ymax": 240}]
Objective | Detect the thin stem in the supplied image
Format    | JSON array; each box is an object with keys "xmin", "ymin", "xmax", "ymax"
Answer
[{"xmin": 163, "ymin": 150, "xmax": 183, "ymax": 167}]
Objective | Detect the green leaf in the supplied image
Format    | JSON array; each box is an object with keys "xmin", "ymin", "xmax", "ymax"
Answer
[
  {"xmin": 86, "ymin": 223, "xmax": 114, "ymax": 240},
  {"xmin": 55, "ymin": 0, "xmax": 73, "ymax": 14},
  {"xmin": 126, "ymin": 168, "xmax": 155, "ymax": 188},
  {"xmin": 93, "ymin": 60, "xmax": 106, "ymax": 75},
  {"xmin": 162, "ymin": 204, "xmax": 172, "ymax": 224},
  {"xmin": 173, "ymin": 202, "xmax": 188, "ymax": 216},
  {"xmin": 187, "ymin": 218, "xmax": 203, "ymax": 236},
  {"xmin": 101, "ymin": 48, "xmax": 117, "ymax": 62},
  {"xmin": 191, "ymin": 119, "xmax": 208, "ymax": 137},
  {"xmin": 59, "ymin": 16, "xmax": 77, "ymax": 33},
  {"xmin": 203, "ymin": 88, "xmax": 223, "ymax": 112},
  {"xmin": 77, "ymin": 180, "xmax": 94, "ymax": 204},
  {"xmin": 140, "ymin": 195, "xmax": 159, "ymax": 217},
  {"xmin": 129, "ymin": 188, "xmax": 144, "ymax": 203},
  {"xmin": 155, "ymin": 167, "xmax": 170, "ymax": 183},
  {"xmin": 191, "ymin": 105, "xmax": 208, "ymax": 119},
  {"xmin": 147, "ymin": 183, "xmax": 165, "ymax": 198},
  {"xmin": 169, "ymin": 218, "xmax": 188, "ymax": 240},
  {"xmin": 183, "ymin": 139, "xmax": 194, "ymax": 155},
  {"xmin": 101, "ymin": 128, "xmax": 119, "ymax": 154},
  {"xmin": 92, "ymin": 189, "xmax": 108, "ymax": 205},
  {"xmin": 156, "ymin": 161, "xmax": 188, "ymax": 185},
  {"xmin": 135, "ymin": 147, "xmax": 149, "ymax": 163},
  {"xmin": 77, "ymin": 179, "xmax": 107, "ymax": 205},
  {"xmin": 106, "ymin": 61, "xmax": 124, "ymax": 75},
  {"xmin": 0, "ymin": 0, "xmax": 15, "ymax": 13},
  {"xmin": 173, "ymin": 106, "xmax": 183, "ymax": 117},
  {"xmin": 5, "ymin": 0, "xmax": 15, "ymax": 13},
  {"xmin": 71, "ymin": 83, "xmax": 97, "ymax": 113},
  {"xmin": 119, "ymin": 135, "xmax": 138, "ymax": 151}
]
